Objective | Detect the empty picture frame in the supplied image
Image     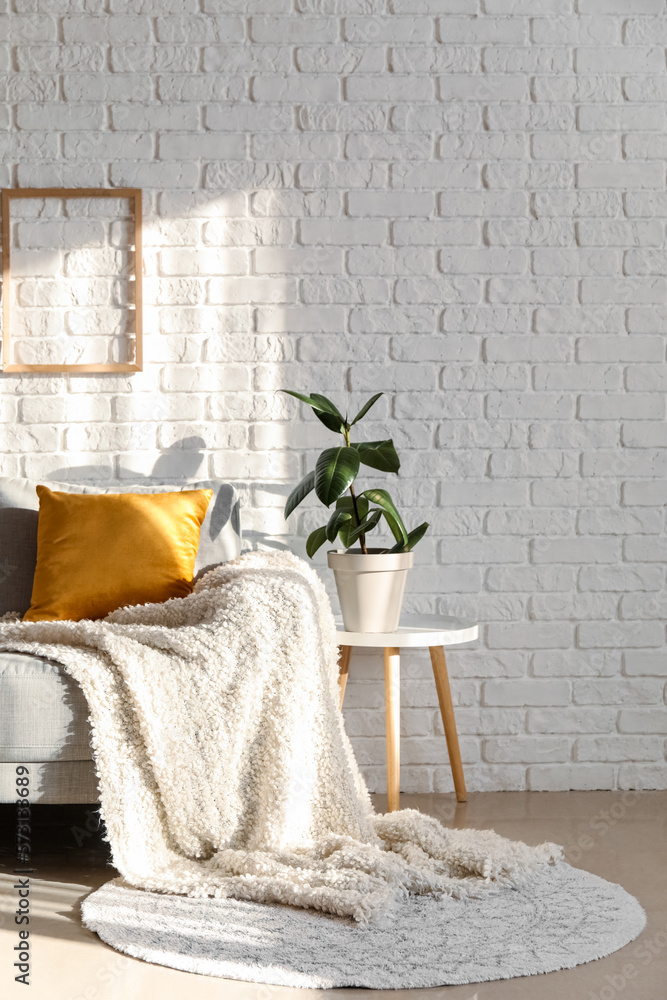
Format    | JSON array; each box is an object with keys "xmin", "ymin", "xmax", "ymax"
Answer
[{"xmin": 1, "ymin": 187, "xmax": 143, "ymax": 373}]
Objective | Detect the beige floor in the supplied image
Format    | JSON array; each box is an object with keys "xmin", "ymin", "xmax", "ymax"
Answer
[{"xmin": 1, "ymin": 791, "xmax": 665, "ymax": 1000}]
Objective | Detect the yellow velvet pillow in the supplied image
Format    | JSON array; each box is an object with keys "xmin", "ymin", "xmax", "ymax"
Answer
[{"xmin": 24, "ymin": 486, "xmax": 213, "ymax": 623}]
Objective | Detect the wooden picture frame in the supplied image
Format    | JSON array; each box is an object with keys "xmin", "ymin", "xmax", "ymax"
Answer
[{"xmin": 1, "ymin": 187, "xmax": 143, "ymax": 373}]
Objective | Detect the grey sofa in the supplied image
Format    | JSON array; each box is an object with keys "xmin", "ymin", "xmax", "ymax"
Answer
[{"xmin": 0, "ymin": 478, "xmax": 241, "ymax": 803}]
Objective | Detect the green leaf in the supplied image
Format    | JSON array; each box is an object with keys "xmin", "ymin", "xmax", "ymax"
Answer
[
  {"xmin": 352, "ymin": 439, "xmax": 400, "ymax": 474},
  {"xmin": 306, "ymin": 526, "xmax": 328, "ymax": 558},
  {"xmin": 405, "ymin": 521, "xmax": 429, "ymax": 551},
  {"xmin": 336, "ymin": 495, "xmax": 369, "ymax": 522},
  {"xmin": 389, "ymin": 521, "xmax": 429, "ymax": 553},
  {"xmin": 326, "ymin": 509, "xmax": 352, "ymax": 543},
  {"xmin": 281, "ymin": 390, "xmax": 334, "ymax": 415},
  {"xmin": 361, "ymin": 488, "xmax": 408, "ymax": 544},
  {"xmin": 315, "ymin": 446, "xmax": 360, "ymax": 507},
  {"xmin": 281, "ymin": 391, "xmax": 346, "ymax": 433},
  {"xmin": 281, "ymin": 389, "xmax": 324, "ymax": 407},
  {"xmin": 284, "ymin": 470, "xmax": 316, "ymax": 519},
  {"xmin": 310, "ymin": 393, "xmax": 345, "ymax": 424},
  {"xmin": 337, "ymin": 518, "xmax": 355, "ymax": 549},
  {"xmin": 314, "ymin": 409, "xmax": 345, "ymax": 434},
  {"xmin": 382, "ymin": 510, "xmax": 405, "ymax": 544},
  {"xmin": 282, "ymin": 389, "xmax": 343, "ymax": 418},
  {"xmin": 345, "ymin": 509, "xmax": 382, "ymax": 547},
  {"xmin": 350, "ymin": 392, "xmax": 383, "ymax": 427}
]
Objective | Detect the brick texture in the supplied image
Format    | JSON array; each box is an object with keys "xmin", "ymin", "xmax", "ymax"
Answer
[{"xmin": 0, "ymin": 1, "xmax": 666, "ymax": 793}]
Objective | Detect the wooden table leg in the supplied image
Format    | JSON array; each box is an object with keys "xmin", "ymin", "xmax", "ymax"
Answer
[
  {"xmin": 384, "ymin": 647, "xmax": 400, "ymax": 813},
  {"xmin": 429, "ymin": 645, "xmax": 467, "ymax": 803},
  {"xmin": 337, "ymin": 645, "xmax": 352, "ymax": 709}
]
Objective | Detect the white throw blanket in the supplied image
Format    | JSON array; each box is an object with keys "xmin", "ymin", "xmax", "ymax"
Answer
[{"xmin": 0, "ymin": 550, "xmax": 561, "ymax": 923}]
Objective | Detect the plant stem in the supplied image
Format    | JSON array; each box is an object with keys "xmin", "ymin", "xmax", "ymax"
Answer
[{"xmin": 343, "ymin": 424, "xmax": 367, "ymax": 553}]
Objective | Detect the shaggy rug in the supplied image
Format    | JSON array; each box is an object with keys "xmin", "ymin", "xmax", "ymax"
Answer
[{"xmin": 81, "ymin": 863, "xmax": 646, "ymax": 988}]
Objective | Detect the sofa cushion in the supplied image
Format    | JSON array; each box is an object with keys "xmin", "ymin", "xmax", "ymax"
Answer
[
  {"xmin": 0, "ymin": 477, "xmax": 241, "ymax": 616},
  {"xmin": 0, "ymin": 652, "xmax": 93, "ymax": 762},
  {"xmin": 25, "ymin": 486, "xmax": 212, "ymax": 622}
]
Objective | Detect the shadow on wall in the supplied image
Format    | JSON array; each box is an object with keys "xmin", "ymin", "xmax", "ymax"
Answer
[
  {"xmin": 241, "ymin": 529, "xmax": 290, "ymax": 551},
  {"xmin": 45, "ymin": 435, "xmax": 207, "ymax": 484},
  {"xmin": 241, "ymin": 479, "xmax": 292, "ymax": 552},
  {"xmin": 34, "ymin": 436, "xmax": 294, "ymax": 554}
]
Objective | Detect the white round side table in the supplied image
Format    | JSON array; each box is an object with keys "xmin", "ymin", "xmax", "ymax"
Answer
[{"xmin": 335, "ymin": 615, "xmax": 479, "ymax": 811}]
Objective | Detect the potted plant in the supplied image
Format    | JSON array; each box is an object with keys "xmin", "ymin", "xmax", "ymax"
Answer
[{"xmin": 281, "ymin": 390, "xmax": 429, "ymax": 633}]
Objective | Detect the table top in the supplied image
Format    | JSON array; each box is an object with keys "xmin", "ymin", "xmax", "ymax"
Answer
[{"xmin": 334, "ymin": 614, "xmax": 479, "ymax": 648}]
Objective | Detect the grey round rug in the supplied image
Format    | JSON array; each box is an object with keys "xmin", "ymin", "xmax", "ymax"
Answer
[{"xmin": 81, "ymin": 863, "xmax": 645, "ymax": 989}]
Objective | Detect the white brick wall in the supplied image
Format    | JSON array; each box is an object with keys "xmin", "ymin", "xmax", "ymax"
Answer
[{"xmin": 0, "ymin": 0, "xmax": 665, "ymax": 793}]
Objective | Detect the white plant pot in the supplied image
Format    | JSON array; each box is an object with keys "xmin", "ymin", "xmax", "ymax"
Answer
[{"xmin": 327, "ymin": 548, "xmax": 414, "ymax": 633}]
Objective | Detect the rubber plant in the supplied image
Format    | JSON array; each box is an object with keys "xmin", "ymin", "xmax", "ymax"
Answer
[{"xmin": 281, "ymin": 390, "xmax": 429, "ymax": 558}]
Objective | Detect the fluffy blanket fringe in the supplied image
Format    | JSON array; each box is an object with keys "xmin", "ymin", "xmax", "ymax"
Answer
[{"xmin": 0, "ymin": 550, "xmax": 561, "ymax": 923}]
